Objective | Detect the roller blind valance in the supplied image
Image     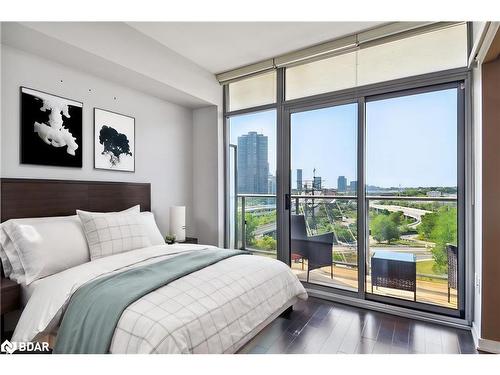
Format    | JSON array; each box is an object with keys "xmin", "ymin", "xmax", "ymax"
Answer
[{"xmin": 216, "ymin": 22, "xmax": 467, "ymax": 85}]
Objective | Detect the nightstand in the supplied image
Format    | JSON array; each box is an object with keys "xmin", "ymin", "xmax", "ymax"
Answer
[
  {"xmin": 179, "ymin": 237, "xmax": 198, "ymax": 244},
  {"xmin": 1, "ymin": 278, "xmax": 20, "ymax": 340}
]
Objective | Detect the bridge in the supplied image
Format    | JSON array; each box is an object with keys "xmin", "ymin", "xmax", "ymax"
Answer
[
  {"xmin": 254, "ymin": 222, "xmax": 276, "ymax": 237},
  {"xmin": 248, "ymin": 201, "xmax": 433, "ymax": 239},
  {"xmin": 370, "ymin": 203, "xmax": 432, "ymax": 228}
]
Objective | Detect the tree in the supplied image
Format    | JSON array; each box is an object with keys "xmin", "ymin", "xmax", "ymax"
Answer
[
  {"xmin": 371, "ymin": 215, "xmax": 400, "ymax": 243},
  {"xmin": 418, "ymin": 207, "xmax": 457, "ymax": 274},
  {"xmin": 99, "ymin": 125, "xmax": 132, "ymax": 166},
  {"xmin": 418, "ymin": 212, "xmax": 437, "ymax": 240},
  {"xmin": 333, "ymin": 224, "xmax": 352, "ymax": 243},
  {"xmin": 430, "ymin": 206, "xmax": 457, "ymax": 274},
  {"xmin": 254, "ymin": 235, "xmax": 276, "ymax": 251},
  {"xmin": 242, "ymin": 212, "xmax": 258, "ymax": 246},
  {"xmin": 389, "ymin": 211, "xmax": 404, "ymax": 226}
]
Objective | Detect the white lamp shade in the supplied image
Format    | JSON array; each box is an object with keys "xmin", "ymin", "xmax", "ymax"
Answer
[{"xmin": 170, "ymin": 206, "xmax": 186, "ymax": 242}]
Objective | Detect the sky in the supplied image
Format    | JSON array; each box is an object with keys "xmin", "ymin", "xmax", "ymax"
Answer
[
  {"xmin": 229, "ymin": 88, "xmax": 458, "ymax": 190},
  {"xmin": 366, "ymin": 88, "xmax": 457, "ymax": 188}
]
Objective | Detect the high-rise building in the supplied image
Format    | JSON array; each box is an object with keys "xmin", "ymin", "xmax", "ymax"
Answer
[
  {"xmin": 237, "ymin": 132, "xmax": 269, "ymax": 194},
  {"xmin": 296, "ymin": 169, "xmax": 303, "ymax": 192},
  {"xmin": 268, "ymin": 174, "xmax": 276, "ymax": 194},
  {"xmin": 313, "ymin": 176, "xmax": 322, "ymax": 190},
  {"xmin": 337, "ymin": 176, "xmax": 347, "ymax": 192},
  {"xmin": 349, "ymin": 180, "xmax": 358, "ymax": 192}
]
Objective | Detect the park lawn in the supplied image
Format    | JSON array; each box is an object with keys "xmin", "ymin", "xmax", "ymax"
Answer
[
  {"xmin": 417, "ymin": 259, "xmax": 447, "ymax": 283},
  {"xmin": 371, "ymin": 239, "xmax": 425, "ymax": 247}
]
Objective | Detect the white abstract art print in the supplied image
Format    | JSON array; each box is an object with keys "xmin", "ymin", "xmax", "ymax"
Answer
[
  {"xmin": 21, "ymin": 87, "xmax": 83, "ymax": 167},
  {"xmin": 94, "ymin": 108, "xmax": 135, "ymax": 172}
]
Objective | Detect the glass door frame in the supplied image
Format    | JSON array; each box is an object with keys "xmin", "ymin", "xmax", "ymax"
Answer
[
  {"xmin": 282, "ymin": 76, "xmax": 467, "ymax": 319},
  {"xmin": 361, "ymin": 83, "xmax": 466, "ymax": 318},
  {"xmin": 282, "ymin": 97, "xmax": 364, "ymax": 301},
  {"xmin": 224, "ymin": 66, "xmax": 473, "ymax": 323}
]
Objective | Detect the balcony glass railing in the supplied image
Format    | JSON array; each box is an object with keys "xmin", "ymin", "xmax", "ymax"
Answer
[
  {"xmin": 233, "ymin": 193, "xmax": 459, "ymax": 309},
  {"xmin": 236, "ymin": 194, "xmax": 277, "ymax": 257},
  {"xmin": 366, "ymin": 195, "xmax": 458, "ymax": 309}
]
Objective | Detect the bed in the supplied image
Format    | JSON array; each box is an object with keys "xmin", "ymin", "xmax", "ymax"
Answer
[{"xmin": 0, "ymin": 178, "xmax": 307, "ymax": 354}]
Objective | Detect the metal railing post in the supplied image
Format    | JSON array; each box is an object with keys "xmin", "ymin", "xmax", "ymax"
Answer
[{"xmin": 241, "ymin": 196, "xmax": 246, "ymax": 250}]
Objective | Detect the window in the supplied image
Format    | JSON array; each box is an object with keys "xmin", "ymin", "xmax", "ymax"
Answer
[
  {"xmin": 284, "ymin": 23, "xmax": 468, "ymax": 100},
  {"xmin": 286, "ymin": 52, "xmax": 357, "ymax": 100},
  {"xmin": 228, "ymin": 71, "xmax": 276, "ymax": 111},
  {"xmin": 228, "ymin": 110, "xmax": 277, "ymax": 257},
  {"xmin": 357, "ymin": 24, "xmax": 467, "ymax": 86},
  {"xmin": 224, "ymin": 23, "xmax": 468, "ymax": 318}
]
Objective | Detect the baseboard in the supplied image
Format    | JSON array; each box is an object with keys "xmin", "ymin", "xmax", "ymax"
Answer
[
  {"xmin": 477, "ymin": 337, "xmax": 500, "ymax": 354},
  {"xmin": 471, "ymin": 322, "xmax": 480, "ymax": 348},
  {"xmin": 471, "ymin": 321, "xmax": 500, "ymax": 353}
]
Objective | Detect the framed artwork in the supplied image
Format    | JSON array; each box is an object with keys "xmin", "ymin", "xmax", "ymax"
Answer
[
  {"xmin": 94, "ymin": 108, "xmax": 135, "ymax": 172},
  {"xmin": 20, "ymin": 87, "xmax": 83, "ymax": 167}
]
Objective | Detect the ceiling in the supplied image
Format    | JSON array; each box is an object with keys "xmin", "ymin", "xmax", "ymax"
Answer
[{"xmin": 128, "ymin": 22, "xmax": 386, "ymax": 73}]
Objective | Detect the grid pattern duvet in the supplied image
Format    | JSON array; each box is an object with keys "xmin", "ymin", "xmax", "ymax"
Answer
[
  {"xmin": 13, "ymin": 244, "xmax": 307, "ymax": 354},
  {"xmin": 111, "ymin": 254, "xmax": 304, "ymax": 353}
]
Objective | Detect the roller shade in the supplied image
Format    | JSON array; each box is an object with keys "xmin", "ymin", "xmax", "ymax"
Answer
[{"xmin": 216, "ymin": 22, "xmax": 466, "ymax": 84}]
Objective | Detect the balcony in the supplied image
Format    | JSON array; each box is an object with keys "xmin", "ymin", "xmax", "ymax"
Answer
[{"xmin": 232, "ymin": 193, "xmax": 458, "ymax": 310}]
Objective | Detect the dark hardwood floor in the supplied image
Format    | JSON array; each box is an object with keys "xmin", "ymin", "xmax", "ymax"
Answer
[{"xmin": 238, "ymin": 297, "xmax": 478, "ymax": 354}]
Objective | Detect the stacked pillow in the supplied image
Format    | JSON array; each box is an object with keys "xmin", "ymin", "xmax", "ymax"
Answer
[
  {"xmin": 77, "ymin": 209, "xmax": 151, "ymax": 261},
  {"xmin": 0, "ymin": 206, "xmax": 165, "ymax": 285}
]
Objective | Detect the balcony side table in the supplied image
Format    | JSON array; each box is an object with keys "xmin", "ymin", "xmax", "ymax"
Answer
[{"xmin": 371, "ymin": 251, "xmax": 417, "ymax": 301}]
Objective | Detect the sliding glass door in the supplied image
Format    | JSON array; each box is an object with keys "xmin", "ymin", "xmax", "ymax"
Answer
[
  {"xmin": 364, "ymin": 86, "xmax": 462, "ymax": 312},
  {"xmin": 289, "ymin": 103, "xmax": 358, "ymax": 292},
  {"xmin": 284, "ymin": 84, "xmax": 464, "ymax": 317},
  {"xmin": 224, "ymin": 81, "xmax": 466, "ymax": 319}
]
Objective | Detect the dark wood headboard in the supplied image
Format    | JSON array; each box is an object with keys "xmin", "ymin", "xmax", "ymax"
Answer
[
  {"xmin": 0, "ymin": 178, "xmax": 151, "ymax": 277},
  {"xmin": 0, "ymin": 178, "xmax": 151, "ymax": 222}
]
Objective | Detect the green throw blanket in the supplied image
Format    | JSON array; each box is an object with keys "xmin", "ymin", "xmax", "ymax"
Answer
[{"xmin": 53, "ymin": 248, "xmax": 249, "ymax": 354}]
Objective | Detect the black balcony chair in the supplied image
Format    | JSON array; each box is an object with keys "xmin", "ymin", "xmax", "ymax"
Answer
[
  {"xmin": 447, "ymin": 244, "xmax": 458, "ymax": 303},
  {"xmin": 291, "ymin": 215, "xmax": 334, "ymax": 282}
]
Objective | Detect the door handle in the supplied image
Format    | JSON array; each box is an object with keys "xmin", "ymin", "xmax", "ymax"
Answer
[{"xmin": 285, "ymin": 193, "xmax": 291, "ymax": 210}]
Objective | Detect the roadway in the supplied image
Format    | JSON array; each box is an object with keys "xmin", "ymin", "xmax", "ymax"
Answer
[{"xmin": 370, "ymin": 203, "xmax": 432, "ymax": 228}]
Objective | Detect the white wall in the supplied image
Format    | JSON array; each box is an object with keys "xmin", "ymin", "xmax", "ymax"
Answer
[
  {"xmin": 1, "ymin": 45, "xmax": 195, "ymax": 237},
  {"xmin": 7, "ymin": 22, "xmax": 221, "ymax": 108},
  {"xmin": 193, "ymin": 106, "xmax": 220, "ymax": 245}
]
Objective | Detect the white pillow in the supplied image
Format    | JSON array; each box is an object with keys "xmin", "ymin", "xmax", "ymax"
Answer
[
  {"xmin": 1, "ymin": 226, "xmax": 25, "ymax": 283},
  {"xmin": 0, "ymin": 205, "xmax": 141, "ymax": 283},
  {"xmin": 3, "ymin": 215, "xmax": 90, "ymax": 285},
  {"xmin": 140, "ymin": 212, "xmax": 164, "ymax": 246},
  {"xmin": 76, "ymin": 204, "xmax": 140, "ymax": 216},
  {"xmin": 82, "ymin": 207, "xmax": 159, "ymax": 248},
  {"xmin": 77, "ymin": 210, "xmax": 151, "ymax": 261},
  {"xmin": 0, "ymin": 228, "xmax": 13, "ymax": 276}
]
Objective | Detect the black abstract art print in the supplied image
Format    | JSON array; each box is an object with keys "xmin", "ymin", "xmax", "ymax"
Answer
[
  {"xmin": 94, "ymin": 108, "xmax": 135, "ymax": 172},
  {"xmin": 20, "ymin": 87, "xmax": 83, "ymax": 167}
]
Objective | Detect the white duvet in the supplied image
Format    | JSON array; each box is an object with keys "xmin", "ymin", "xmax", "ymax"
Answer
[{"xmin": 13, "ymin": 244, "xmax": 307, "ymax": 353}]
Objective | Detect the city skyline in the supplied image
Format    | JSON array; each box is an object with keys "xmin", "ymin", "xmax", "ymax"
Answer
[{"xmin": 230, "ymin": 88, "xmax": 458, "ymax": 192}]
